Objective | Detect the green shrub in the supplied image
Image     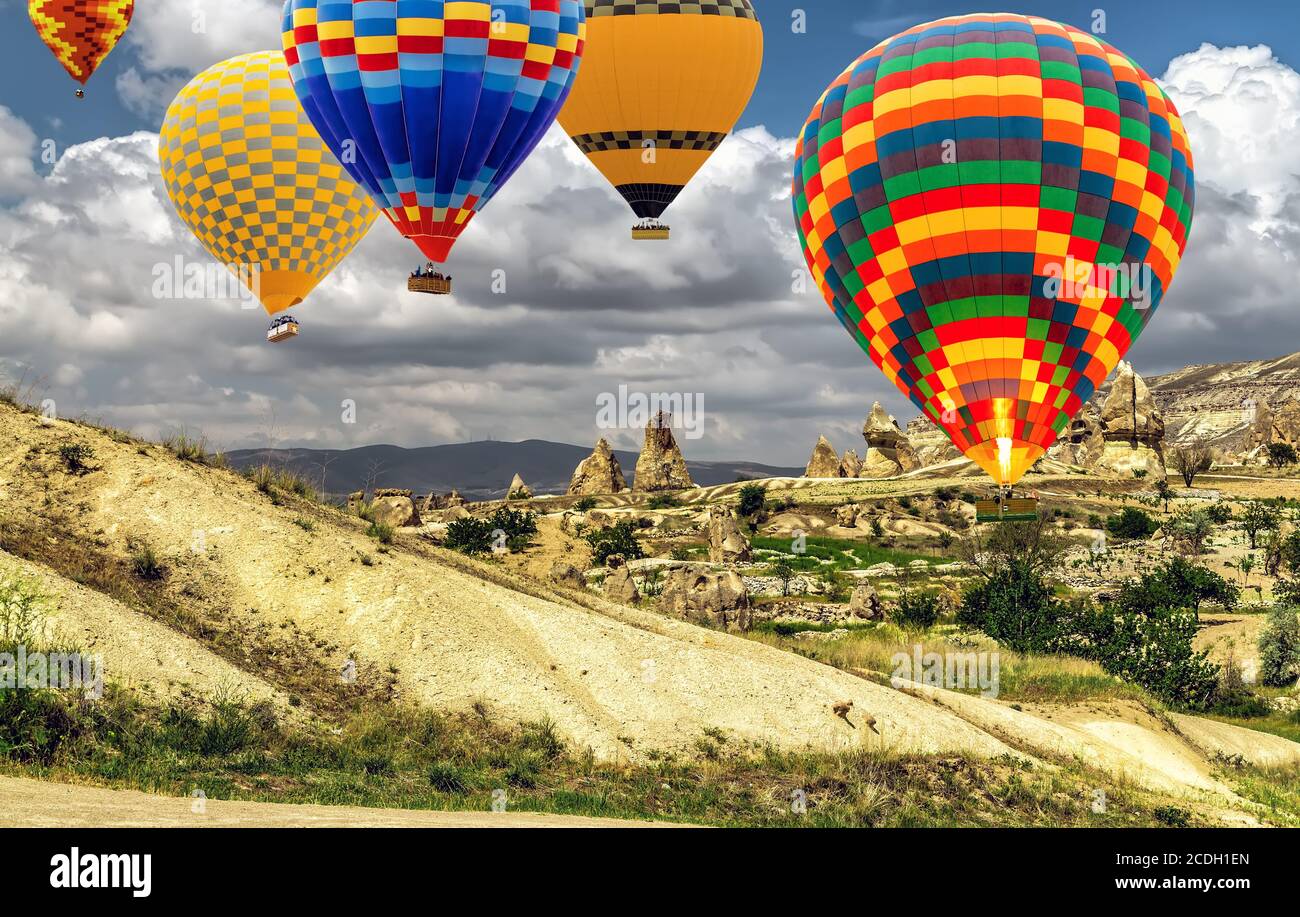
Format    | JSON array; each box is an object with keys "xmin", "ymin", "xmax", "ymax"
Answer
[
  {"xmin": 58, "ymin": 443, "xmax": 95, "ymax": 475},
  {"xmin": 891, "ymin": 588, "xmax": 941, "ymax": 631},
  {"xmin": 487, "ymin": 507, "xmax": 537, "ymax": 541},
  {"xmin": 646, "ymin": 493, "xmax": 681, "ymax": 510},
  {"xmin": 366, "ymin": 522, "xmax": 394, "ymax": 545},
  {"xmin": 444, "ymin": 518, "xmax": 496, "ymax": 555},
  {"xmin": 573, "ymin": 497, "xmax": 598, "ymax": 512},
  {"xmin": 585, "ymin": 521, "xmax": 644, "ymax": 566},
  {"xmin": 1259, "ymin": 605, "xmax": 1300, "ymax": 687},
  {"xmin": 737, "ymin": 483, "xmax": 767, "ymax": 518},
  {"xmin": 1106, "ymin": 507, "xmax": 1158, "ymax": 540},
  {"xmin": 1092, "ymin": 602, "xmax": 1219, "ymax": 710},
  {"xmin": 958, "ymin": 561, "xmax": 1087, "ymax": 654},
  {"xmin": 1110, "ymin": 557, "xmax": 1237, "ymax": 615},
  {"xmin": 1204, "ymin": 502, "xmax": 1233, "ymax": 525}
]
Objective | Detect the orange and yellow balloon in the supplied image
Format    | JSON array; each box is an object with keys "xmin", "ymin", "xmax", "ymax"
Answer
[
  {"xmin": 158, "ymin": 52, "xmax": 377, "ymax": 317},
  {"xmin": 558, "ymin": 0, "xmax": 763, "ymax": 234},
  {"xmin": 29, "ymin": 0, "xmax": 134, "ymax": 95},
  {"xmin": 793, "ymin": 13, "xmax": 1195, "ymax": 485}
]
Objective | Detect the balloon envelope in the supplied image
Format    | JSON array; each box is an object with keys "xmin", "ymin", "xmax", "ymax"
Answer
[
  {"xmin": 29, "ymin": 0, "xmax": 134, "ymax": 88},
  {"xmin": 282, "ymin": 0, "xmax": 586, "ymax": 263},
  {"xmin": 558, "ymin": 0, "xmax": 763, "ymax": 223},
  {"xmin": 793, "ymin": 13, "xmax": 1194, "ymax": 485},
  {"xmin": 158, "ymin": 51, "xmax": 378, "ymax": 316}
]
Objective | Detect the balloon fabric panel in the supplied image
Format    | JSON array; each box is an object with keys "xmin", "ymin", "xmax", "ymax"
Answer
[
  {"xmin": 28, "ymin": 0, "xmax": 133, "ymax": 86},
  {"xmin": 281, "ymin": 0, "xmax": 587, "ymax": 263},
  {"xmin": 157, "ymin": 52, "xmax": 378, "ymax": 315},
  {"xmin": 792, "ymin": 13, "xmax": 1194, "ymax": 485}
]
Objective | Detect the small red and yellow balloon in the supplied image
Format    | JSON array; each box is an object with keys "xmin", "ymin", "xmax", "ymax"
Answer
[{"xmin": 28, "ymin": 0, "xmax": 134, "ymax": 97}]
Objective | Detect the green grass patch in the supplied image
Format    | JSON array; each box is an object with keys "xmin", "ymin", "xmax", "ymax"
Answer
[{"xmin": 750, "ymin": 535, "xmax": 943, "ymax": 573}]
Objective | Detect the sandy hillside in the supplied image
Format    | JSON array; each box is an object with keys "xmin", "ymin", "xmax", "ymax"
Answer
[{"xmin": 1, "ymin": 403, "xmax": 1298, "ymax": 816}]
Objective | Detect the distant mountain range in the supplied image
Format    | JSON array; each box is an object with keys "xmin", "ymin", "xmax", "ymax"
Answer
[{"xmin": 225, "ymin": 441, "xmax": 803, "ymax": 501}]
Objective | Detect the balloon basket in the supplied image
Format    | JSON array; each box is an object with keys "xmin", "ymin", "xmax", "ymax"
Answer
[
  {"xmin": 408, "ymin": 275, "xmax": 452, "ymax": 295},
  {"xmin": 976, "ymin": 495, "xmax": 1038, "ymax": 523},
  {"xmin": 267, "ymin": 318, "xmax": 300, "ymax": 343},
  {"xmin": 631, "ymin": 219, "xmax": 670, "ymax": 238}
]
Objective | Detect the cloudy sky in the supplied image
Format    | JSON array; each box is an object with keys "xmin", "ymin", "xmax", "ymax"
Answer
[{"xmin": 0, "ymin": 0, "xmax": 1297, "ymax": 464}]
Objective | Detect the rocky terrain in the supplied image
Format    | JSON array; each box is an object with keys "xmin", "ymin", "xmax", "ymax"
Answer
[
  {"xmin": 4, "ymin": 369, "xmax": 1300, "ymax": 825},
  {"xmin": 1109, "ymin": 350, "xmax": 1300, "ymax": 455}
]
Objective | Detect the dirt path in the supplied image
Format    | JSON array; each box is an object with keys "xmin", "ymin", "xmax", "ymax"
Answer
[{"xmin": 0, "ymin": 775, "xmax": 678, "ymax": 828}]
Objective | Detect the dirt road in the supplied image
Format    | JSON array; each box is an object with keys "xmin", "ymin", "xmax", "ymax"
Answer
[{"xmin": 0, "ymin": 776, "xmax": 678, "ymax": 828}]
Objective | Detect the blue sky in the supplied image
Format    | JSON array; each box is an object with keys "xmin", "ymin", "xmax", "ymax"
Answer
[
  {"xmin": 7, "ymin": 0, "xmax": 1297, "ymax": 153},
  {"xmin": 1, "ymin": 0, "xmax": 1298, "ymax": 460}
]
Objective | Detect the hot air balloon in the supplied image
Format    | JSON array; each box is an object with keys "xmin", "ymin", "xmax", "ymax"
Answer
[
  {"xmin": 557, "ymin": 0, "xmax": 763, "ymax": 240},
  {"xmin": 29, "ymin": 0, "xmax": 134, "ymax": 98},
  {"xmin": 281, "ymin": 0, "xmax": 587, "ymax": 295},
  {"xmin": 158, "ymin": 51, "xmax": 378, "ymax": 342},
  {"xmin": 792, "ymin": 13, "xmax": 1194, "ymax": 511}
]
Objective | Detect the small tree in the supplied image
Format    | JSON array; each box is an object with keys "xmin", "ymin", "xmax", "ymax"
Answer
[
  {"xmin": 1171, "ymin": 441, "xmax": 1213, "ymax": 487},
  {"xmin": 1168, "ymin": 508, "xmax": 1213, "ymax": 557},
  {"xmin": 1282, "ymin": 531, "xmax": 1300, "ymax": 576},
  {"xmin": 772, "ymin": 559, "xmax": 795, "ymax": 597},
  {"xmin": 1258, "ymin": 606, "xmax": 1300, "ymax": 687},
  {"xmin": 1241, "ymin": 500, "xmax": 1282, "ymax": 550},
  {"xmin": 1154, "ymin": 477, "xmax": 1173, "ymax": 512},
  {"xmin": 1265, "ymin": 442, "xmax": 1298, "ymax": 469}
]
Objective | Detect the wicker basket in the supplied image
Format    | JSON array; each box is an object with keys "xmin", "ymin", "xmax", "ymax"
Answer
[
  {"xmin": 408, "ymin": 275, "xmax": 452, "ymax": 295},
  {"xmin": 632, "ymin": 228, "xmax": 670, "ymax": 241}
]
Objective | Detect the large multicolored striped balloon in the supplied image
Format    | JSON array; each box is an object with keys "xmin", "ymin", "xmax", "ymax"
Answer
[
  {"xmin": 28, "ymin": 0, "xmax": 134, "ymax": 93},
  {"xmin": 282, "ymin": 0, "xmax": 586, "ymax": 264},
  {"xmin": 793, "ymin": 13, "xmax": 1195, "ymax": 485}
]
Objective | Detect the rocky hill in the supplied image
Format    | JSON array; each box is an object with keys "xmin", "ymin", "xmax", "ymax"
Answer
[{"xmin": 1104, "ymin": 350, "xmax": 1300, "ymax": 450}]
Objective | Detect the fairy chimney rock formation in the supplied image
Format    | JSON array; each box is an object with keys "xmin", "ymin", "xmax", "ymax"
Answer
[
  {"xmin": 839, "ymin": 448, "xmax": 863, "ymax": 478},
  {"xmin": 1094, "ymin": 361, "xmax": 1165, "ymax": 476},
  {"xmin": 804, "ymin": 435, "xmax": 844, "ymax": 478},
  {"xmin": 633, "ymin": 412, "xmax": 695, "ymax": 492},
  {"xmin": 507, "ymin": 473, "xmax": 533, "ymax": 499},
  {"xmin": 568, "ymin": 437, "xmax": 628, "ymax": 495},
  {"xmin": 860, "ymin": 403, "xmax": 921, "ymax": 478},
  {"xmin": 707, "ymin": 504, "xmax": 752, "ymax": 563}
]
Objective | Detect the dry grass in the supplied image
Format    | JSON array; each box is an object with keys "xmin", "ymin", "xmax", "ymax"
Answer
[{"xmin": 746, "ymin": 623, "xmax": 1152, "ymax": 705}]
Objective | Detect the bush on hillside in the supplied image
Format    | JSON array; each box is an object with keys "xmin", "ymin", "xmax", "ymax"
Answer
[
  {"xmin": 585, "ymin": 521, "xmax": 645, "ymax": 566},
  {"xmin": 1106, "ymin": 507, "xmax": 1158, "ymax": 540},
  {"xmin": 444, "ymin": 518, "xmax": 497, "ymax": 555},
  {"xmin": 737, "ymin": 483, "xmax": 767, "ymax": 518},
  {"xmin": 1259, "ymin": 605, "xmax": 1300, "ymax": 688}
]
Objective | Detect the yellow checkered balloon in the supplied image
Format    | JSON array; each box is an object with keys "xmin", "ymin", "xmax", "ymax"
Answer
[{"xmin": 158, "ymin": 51, "xmax": 376, "ymax": 315}]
